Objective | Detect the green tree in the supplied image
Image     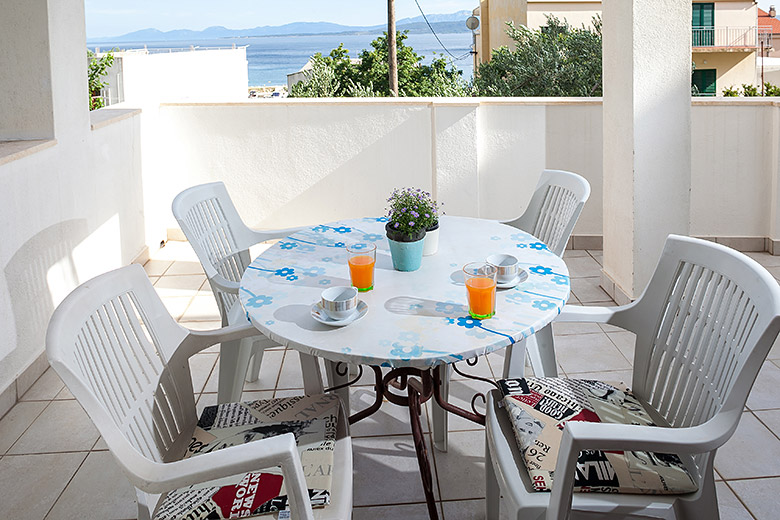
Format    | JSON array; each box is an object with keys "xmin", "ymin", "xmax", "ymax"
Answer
[
  {"xmin": 289, "ymin": 31, "xmax": 467, "ymax": 98},
  {"xmin": 88, "ymin": 50, "xmax": 115, "ymax": 110},
  {"xmin": 473, "ymin": 16, "xmax": 602, "ymax": 97}
]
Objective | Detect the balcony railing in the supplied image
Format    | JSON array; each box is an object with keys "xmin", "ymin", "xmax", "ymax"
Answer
[{"xmin": 692, "ymin": 26, "xmax": 759, "ymax": 49}]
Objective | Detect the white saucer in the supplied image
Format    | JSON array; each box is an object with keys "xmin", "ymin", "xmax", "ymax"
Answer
[
  {"xmin": 311, "ymin": 300, "xmax": 368, "ymax": 327},
  {"xmin": 496, "ymin": 269, "xmax": 528, "ymax": 289}
]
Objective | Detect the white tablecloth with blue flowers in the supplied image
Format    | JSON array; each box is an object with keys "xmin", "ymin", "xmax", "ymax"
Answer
[{"xmin": 239, "ymin": 216, "xmax": 570, "ymax": 369}]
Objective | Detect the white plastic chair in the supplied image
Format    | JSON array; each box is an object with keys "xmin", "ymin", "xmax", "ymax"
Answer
[
  {"xmin": 46, "ymin": 264, "xmax": 353, "ymax": 520},
  {"xmin": 485, "ymin": 235, "xmax": 780, "ymax": 520},
  {"xmin": 433, "ymin": 170, "xmax": 590, "ymax": 452},
  {"xmin": 172, "ymin": 181, "xmax": 324, "ymax": 404}
]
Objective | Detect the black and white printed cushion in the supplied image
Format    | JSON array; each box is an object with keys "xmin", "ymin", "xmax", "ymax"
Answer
[
  {"xmin": 499, "ymin": 378, "xmax": 698, "ymax": 495},
  {"xmin": 153, "ymin": 393, "xmax": 340, "ymax": 520}
]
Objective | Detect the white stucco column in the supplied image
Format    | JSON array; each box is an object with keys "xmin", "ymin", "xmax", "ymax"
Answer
[{"xmin": 601, "ymin": 0, "xmax": 692, "ymax": 302}]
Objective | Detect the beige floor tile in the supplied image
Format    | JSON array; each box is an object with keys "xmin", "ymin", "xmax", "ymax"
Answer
[
  {"xmin": 274, "ymin": 389, "xmax": 306, "ymax": 398},
  {"xmin": 352, "ymin": 502, "xmax": 443, "ymax": 520},
  {"xmin": 767, "ymin": 266, "xmax": 780, "ymax": 281},
  {"xmin": 552, "ymin": 321, "xmax": 604, "ymax": 336},
  {"xmin": 160, "ymin": 296, "xmax": 194, "ymax": 321},
  {"xmin": 93, "ymin": 436, "xmax": 108, "ymax": 451},
  {"xmin": 46, "ymin": 451, "xmax": 137, "ymax": 520},
  {"xmin": 19, "ymin": 368, "xmax": 64, "ymax": 401},
  {"xmin": 352, "ymin": 434, "xmax": 439, "ymax": 506},
  {"xmin": 0, "ymin": 401, "xmax": 47, "ymax": 454},
  {"xmin": 179, "ymin": 293, "xmax": 221, "ymax": 322},
  {"xmin": 564, "ymin": 255, "xmax": 603, "ymax": 278},
  {"xmin": 433, "ymin": 430, "xmax": 486, "ymax": 501},
  {"xmin": 588, "ymin": 250, "xmax": 604, "ymax": 266},
  {"xmin": 205, "ymin": 350, "xmax": 285, "ymax": 393},
  {"xmin": 188, "ymin": 353, "xmax": 219, "ymax": 394},
  {"xmin": 8, "ymin": 400, "xmax": 99, "ymax": 454},
  {"xmin": 276, "ymin": 350, "xmax": 307, "ymax": 390},
  {"xmin": 598, "ymin": 322, "xmax": 625, "ymax": 333},
  {"xmin": 349, "ymin": 387, "xmax": 429, "ymax": 437},
  {"xmin": 153, "ymin": 274, "xmax": 206, "ymax": 298},
  {"xmin": 746, "ymin": 361, "xmax": 780, "ymax": 411},
  {"xmin": 715, "ymin": 412, "xmax": 780, "ymax": 479},
  {"xmin": 239, "ymin": 390, "xmax": 275, "ymax": 402},
  {"xmin": 0, "ymin": 452, "xmax": 86, "ymax": 519},
  {"xmin": 196, "ymin": 393, "xmax": 218, "ymax": 417},
  {"xmin": 728, "ymin": 477, "xmax": 780, "ymax": 520},
  {"xmin": 715, "ymin": 481, "xmax": 753, "ymax": 520},
  {"xmin": 746, "ymin": 252, "xmax": 780, "ymax": 268},
  {"xmin": 606, "ymin": 331, "xmax": 636, "ymax": 365},
  {"xmin": 150, "ymin": 241, "xmax": 200, "ymax": 262},
  {"xmin": 754, "ymin": 409, "xmax": 780, "ymax": 437},
  {"xmin": 54, "ymin": 386, "xmax": 74, "ymax": 400},
  {"xmin": 562, "ymin": 250, "xmax": 589, "ymax": 259},
  {"xmin": 143, "ymin": 259, "xmax": 173, "ymax": 277},
  {"xmin": 768, "ymin": 336, "xmax": 780, "ymax": 361},
  {"xmin": 571, "ymin": 277, "xmax": 612, "ymax": 303},
  {"xmin": 164, "ymin": 260, "xmax": 205, "ymax": 276},
  {"xmin": 553, "ymin": 332, "xmax": 632, "ymax": 374},
  {"xmin": 441, "ymin": 498, "xmax": 486, "ymax": 520}
]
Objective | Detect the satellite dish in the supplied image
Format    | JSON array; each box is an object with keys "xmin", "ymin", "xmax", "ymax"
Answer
[{"xmin": 466, "ymin": 16, "xmax": 480, "ymax": 31}]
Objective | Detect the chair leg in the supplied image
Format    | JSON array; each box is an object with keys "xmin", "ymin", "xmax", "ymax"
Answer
[
  {"xmin": 502, "ymin": 339, "xmax": 527, "ymax": 379},
  {"xmin": 245, "ymin": 342, "xmax": 264, "ymax": 383},
  {"xmin": 485, "ymin": 440, "xmax": 500, "ymax": 520},
  {"xmin": 300, "ymin": 353, "xmax": 325, "ymax": 395},
  {"xmin": 432, "ymin": 364, "xmax": 451, "ymax": 452},
  {"xmin": 217, "ymin": 337, "xmax": 253, "ymax": 404},
  {"xmin": 325, "ymin": 360, "xmax": 351, "ymax": 417},
  {"xmin": 522, "ymin": 325, "xmax": 558, "ymax": 378}
]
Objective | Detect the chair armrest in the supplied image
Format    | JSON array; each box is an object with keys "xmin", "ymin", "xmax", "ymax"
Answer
[
  {"xmin": 209, "ymin": 272, "xmax": 240, "ymax": 293},
  {"xmin": 249, "ymin": 225, "xmax": 308, "ymax": 244},
  {"xmin": 557, "ymin": 305, "xmax": 623, "ymax": 324},
  {"xmin": 545, "ymin": 411, "xmax": 739, "ymax": 520},
  {"xmin": 125, "ymin": 433, "xmax": 315, "ymax": 520},
  {"xmin": 179, "ymin": 322, "xmax": 258, "ymax": 357}
]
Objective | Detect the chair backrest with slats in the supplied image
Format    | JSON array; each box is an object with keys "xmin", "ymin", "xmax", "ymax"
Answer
[
  {"xmin": 628, "ymin": 236, "xmax": 780, "ymax": 471},
  {"xmin": 505, "ymin": 170, "xmax": 591, "ymax": 256},
  {"xmin": 172, "ymin": 182, "xmax": 253, "ymax": 321},
  {"xmin": 46, "ymin": 265, "xmax": 196, "ymax": 464}
]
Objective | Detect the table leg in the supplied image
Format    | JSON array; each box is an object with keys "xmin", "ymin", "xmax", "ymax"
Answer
[
  {"xmin": 325, "ymin": 360, "xmax": 351, "ymax": 416},
  {"xmin": 407, "ymin": 378, "xmax": 439, "ymax": 520},
  {"xmin": 431, "ymin": 364, "xmax": 450, "ymax": 453}
]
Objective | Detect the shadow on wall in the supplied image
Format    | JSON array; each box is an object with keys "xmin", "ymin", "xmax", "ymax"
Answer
[{"xmin": 3, "ymin": 219, "xmax": 90, "ymax": 360}]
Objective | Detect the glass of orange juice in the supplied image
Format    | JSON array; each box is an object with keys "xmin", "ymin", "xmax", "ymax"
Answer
[
  {"xmin": 463, "ymin": 262, "xmax": 497, "ymax": 319},
  {"xmin": 347, "ymin": 242, "xmax": 377, "ymax": 292}
]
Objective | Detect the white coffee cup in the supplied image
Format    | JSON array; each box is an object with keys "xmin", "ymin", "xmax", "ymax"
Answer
[
  {"xmin": 487, "ymin": 254, "xmax": 519, "ymax": 283},
  {"xmin": 320, "ymin": 286, "xmax": 359, "ymax": 320}
]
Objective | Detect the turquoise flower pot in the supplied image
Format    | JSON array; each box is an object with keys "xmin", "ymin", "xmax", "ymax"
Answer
[{"xmin": 387, "ymin": 237, "xmax": 425, "ymax": 271}]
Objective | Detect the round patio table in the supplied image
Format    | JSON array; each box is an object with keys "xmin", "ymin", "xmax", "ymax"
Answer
[{"xmin": 239, "ymin": 215, "xmax": 569, "ymax": 520}]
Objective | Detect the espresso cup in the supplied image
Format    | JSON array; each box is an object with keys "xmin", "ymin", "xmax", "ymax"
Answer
[
  {"xmin": 320, "ymin": 286, "xmax": 359, "ymax": 320},
  {"xmin": 487, "ymin": 254, "xmax": 519, "ymax": 283}
]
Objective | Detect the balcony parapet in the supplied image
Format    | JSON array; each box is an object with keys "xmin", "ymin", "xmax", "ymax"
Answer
[{"xmin": 692, "ymin": 25, "xmax": 761, "ymax": 50}]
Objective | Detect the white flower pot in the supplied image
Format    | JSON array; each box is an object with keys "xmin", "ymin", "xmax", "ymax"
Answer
[{"xmin": 423, "ymin": 227, "xmax": 439, "ymax": 256}]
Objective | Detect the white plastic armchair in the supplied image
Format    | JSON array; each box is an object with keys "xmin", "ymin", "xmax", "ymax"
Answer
[
  {"xmin": 46, "ymin": 264, "xmax": 353, "ymax": 520},
  {"xmin": 485, "ymin": 235, "xmax": 780, "ymax": 520},
  {"xmin": 172, "ymin": 181, "xmax": 323, "ymax": 404},
  {"xmin": 432, "ymin": 170, "xmax": 590, "ymax": 452}
]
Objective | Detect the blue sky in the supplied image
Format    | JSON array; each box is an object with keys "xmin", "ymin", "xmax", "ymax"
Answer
[{"xmin": 85, "ymin": 0, "xmax": 479, "ymax": 38}]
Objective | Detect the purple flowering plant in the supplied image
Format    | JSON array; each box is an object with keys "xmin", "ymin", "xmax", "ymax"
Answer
[{"xmin": 385, "ymin": 187, "xmax": 443, "ymax": 240}]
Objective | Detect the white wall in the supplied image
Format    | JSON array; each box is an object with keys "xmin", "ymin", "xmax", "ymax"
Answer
[
  {"xmin": 148, "ymin": 98, "xmax": 780, "ymax": 250},
  {"xmin": 0, "ymin": 0, "xmax": 145, "ymax": 403}
]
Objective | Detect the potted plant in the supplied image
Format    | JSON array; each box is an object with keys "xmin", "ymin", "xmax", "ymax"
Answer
[
  {"xmin": 385, "ymin": 188, "xmax": 428, "ymax": 271},
  {"xmin": 417, "ymin": 191, "xmax": 443, "ymax": 256}
]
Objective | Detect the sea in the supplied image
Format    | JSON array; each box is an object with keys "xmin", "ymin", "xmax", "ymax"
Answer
[{"xmin": 90, "ymin": 32, "xmax": 475, "ymax": 87}]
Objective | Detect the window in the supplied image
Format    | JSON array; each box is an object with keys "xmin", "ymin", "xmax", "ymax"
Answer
[
  {"xmin": 692, "ymin": 68, "xmax": 717, "ymax": 96},
  {"xmin": 692, "ymin": 3, "xmax": 715, "ymax": 46}
]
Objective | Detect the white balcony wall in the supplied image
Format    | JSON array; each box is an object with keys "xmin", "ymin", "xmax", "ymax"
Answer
[
  {"xmin": 149, "ymin": 98, "xmax": 777, "ymax": 249},
  {"xmin": 0, "ymin": 0, "xmax": 145, "ymax": 409}
]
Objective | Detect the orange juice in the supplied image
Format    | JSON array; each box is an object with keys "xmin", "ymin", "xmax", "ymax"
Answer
[
  {"xmin": 466, "ymin": 277, "xmax": 496, "ymax": 319},
  {"xmin": 349, "ymin": 255, "xmax": 375, "ymax": 291}
]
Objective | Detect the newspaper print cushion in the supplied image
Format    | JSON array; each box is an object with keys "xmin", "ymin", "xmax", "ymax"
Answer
[
  {"xmin": 153, "ymin": 393, "xmax": 341, "ymax": 520},
  {"xmin": 499, "ymin": 378, "xmax": 698, "ymax": 495}
]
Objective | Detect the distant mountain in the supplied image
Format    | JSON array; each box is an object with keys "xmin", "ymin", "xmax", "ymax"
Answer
[{"xmin": 87, "ymin": 11, "xmax": 474, "ymax": 43}]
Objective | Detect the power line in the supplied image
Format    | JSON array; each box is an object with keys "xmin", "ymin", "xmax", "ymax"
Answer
[{"xmin": 412, "ymin": 0, "xmax": 470, "ymax": 61}]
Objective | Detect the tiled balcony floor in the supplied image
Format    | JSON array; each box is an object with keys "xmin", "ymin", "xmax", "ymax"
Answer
[{"xmin": 1, "ymin": 243, "xmax": 779, "ymax": 519}]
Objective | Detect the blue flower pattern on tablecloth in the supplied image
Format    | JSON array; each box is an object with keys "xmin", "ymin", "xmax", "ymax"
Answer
[
  {"xmin": 246, "ymin": 295, "xmax": 273, "ymax": 308},
  {"xmin": 533, "ymin": 299, "xmax": 556, "ymax": 311},
  {"xmin": 529, "ymin": 265, "xmax": 553, "ymax": 276},
  {"xmin": 240, "ymin": 216, "xmax": 569, "ymax": 368}
]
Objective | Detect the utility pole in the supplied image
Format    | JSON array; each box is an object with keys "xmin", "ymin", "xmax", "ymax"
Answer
[{"xmin": 388, "ymin": 0, "xmax": 398, "ymax": 96}]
